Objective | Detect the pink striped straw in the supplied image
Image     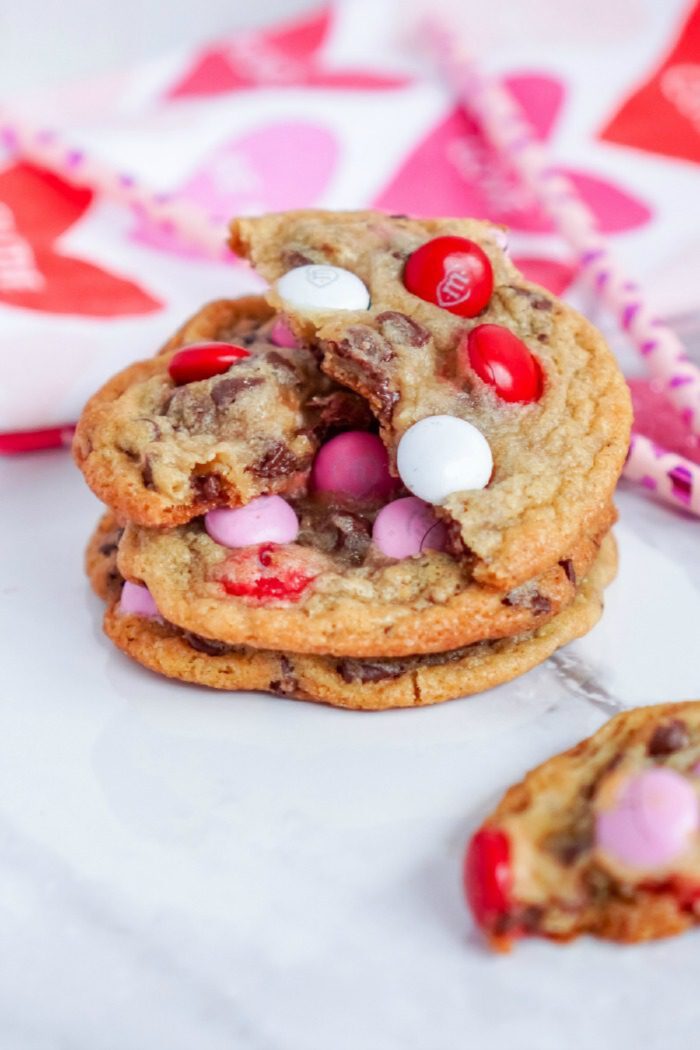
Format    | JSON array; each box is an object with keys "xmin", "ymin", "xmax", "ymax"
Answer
[
  {"xmin": 424, "ymin": 20, "xmax": 700, "ymax": 438},
  {"xmin": 0, "ymin": 109, "xmax": 228, "ymax": 259},
  {"xmin": 625, "ymin": 433, "xmax": 700, "ymax": 517}
]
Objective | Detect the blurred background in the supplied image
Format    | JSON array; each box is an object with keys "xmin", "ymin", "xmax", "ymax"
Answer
[
  {"xmin": 0, "ymin": 1, "xmax": 318, "ymax": 95},
  {"xmin": 1, "ymin": 0, "xmax": 699, "ymax": 472}
]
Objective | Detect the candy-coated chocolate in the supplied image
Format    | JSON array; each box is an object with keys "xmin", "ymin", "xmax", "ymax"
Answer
[
  {"xmin": 396, "ymin": 415, "xmax": 493, "ymax": 503},
  {"xmin": 403, "ymin": 236, "xmax": 493, "ymax": 317},
  {"xmin": 119, "ymin": 580, "xmax": 159, "ymax": 618},
  {"xmin": 372, "ymin": 496, "xmax": 447, "ymax": 559},
  {"xmin": 596, "ymin": 767, "xmax": 700, "ymax": 871},
  {"xmin": 276, "ymin": 264, "xmax": 370, "ymax": 313},
  {"xmin": 464, "ymin": 324, "xmax": 543, "ymax": 404},
  {"xmin": 205, "ymin": 496, "xmax": 299, "ymax": 548},
  {"xmin": 168, "ymin": 342, "xmax": 249, "ymax": 385},
  {"xmin": 219, "ymin": 544, "xmax": 319, "ymax": 603},
  {"xmin": 464, "ymin": 827, "xmax": 512, "ymax": 929},
  {"xmin": 312, "ymin": 431, "xmax": 395, "ymax": 500},
  {"xmin": 269, "ymin": 317, "xmax": 299, "ymax": 348}
]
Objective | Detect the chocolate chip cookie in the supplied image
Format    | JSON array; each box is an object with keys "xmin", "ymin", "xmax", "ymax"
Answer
[
  {"xmin": 73, "ymin": 296, "xmax": 369, "ymax": 526},
  {"xmin": 88, "ymin": 514, "xmax": 617, "ymax": 710},
  {"xmin": 466, "ymin": 701, "xmax": 700, "ymax": 950},
  {"xmin": 230, "ymin": 211, "xmax": 631, "ymax": 590}
]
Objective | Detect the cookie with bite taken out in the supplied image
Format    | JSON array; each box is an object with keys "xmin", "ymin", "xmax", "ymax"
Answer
[
  {"xmin": 465, "ymin": 702, "xmax": 700, "ymax": 949},
  {"xmin": 230, "ymin": 210, "xmax": 631, "ymax": 591}
]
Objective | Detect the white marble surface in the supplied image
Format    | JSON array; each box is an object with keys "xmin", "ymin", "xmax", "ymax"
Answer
[{"xmin": 1, "ymin": 450, "xmax": 699, "ymax": 1050}]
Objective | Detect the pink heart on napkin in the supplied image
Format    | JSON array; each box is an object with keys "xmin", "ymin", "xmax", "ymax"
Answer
[
  {"xmin": 131, "ymin": 121, "xmax": 338, "ymax": 260},
  {"xmin": 374, "ymin": 74, "xmax": 651, "ymax": 234}
]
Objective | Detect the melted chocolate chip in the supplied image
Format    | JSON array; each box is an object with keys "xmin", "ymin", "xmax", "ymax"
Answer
[
  {"xmin": 211, "ymin": 375, "xmax": 264, "ymax": 409},
  {"xmin": 558, "ymin": 559, "xmax": 577, "ymax": 586},
  {"xmin": 336, "ymin": 659, "xmax": 405, "ymax": 684},
  {"xmin": 182, "ymin": 631, "xmax": 237, "ymax": 656},
  {"xmin": 648, "ymin": 719, "xmax": 689, "ymax": 756},
  {"xmin": 307, "ymin": 391, "xmax": 373, "ymax": 435},
  {"xmin": 281, "ymin": 249, "xmax": 313, "ymax": 269},
  {"xmin": 507, "ymin": 285, "xmax": 553, "ymax": 311},
  {"xmin": 337, "ymin": 327, "xmax": 395, "ymax": 365},
  {"xmin": 336, "ymin": 643, "xmax": 477, "ymax": 684},
  {"xmin": 98, "ymin": 527, "xmax": 124, "ymax": 557},
  {"xmin": 251, "ymin": 442, "xmax": 311, "ymax": 479},
  {"xmin": 264, "ymin": 350, "xmax": 298, "ymax": 374},
  {"xmin": 141, "ymin": 455, "xmax": 155, "ymax": 490},
  {"xmin": 545, "ymin": 827, "xmax": 593, "ymax": 865},
  {"xmin": 269, "ymin": 655, "xmax": 300, "ymax": 696},
  {"xmin": 326, "ymin": 328, "xmax": 399, "ymax": 423},
  {"xmin": 376, "ymin": 310, "xmax": 430, "ymax": 347},
  {"xmin": 502, "ymin": 591, "xmax": 552, "ymax": 614},
  {"xmin": 166, "ymin": 386, "xmax": 217, "ymax": 432},
  {"xmin": 193, "ymin": 474, "xmax": 224, "ymax": 502}
]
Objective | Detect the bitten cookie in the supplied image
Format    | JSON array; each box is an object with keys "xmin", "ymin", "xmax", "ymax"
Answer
[
  {"xmin": 465, "ymin": 701, "xmax": 700, "ymax": 950},
  {"xmin": 88, "ymin": 514, "xmax": 617, "ymax": 711},
  {"xmin": 230, "ymin": 210, "xmax": 632, "ymax": 590},
  {"xmin": 73, "ymin": 296, "xmax": 369, "ymax": 526}
]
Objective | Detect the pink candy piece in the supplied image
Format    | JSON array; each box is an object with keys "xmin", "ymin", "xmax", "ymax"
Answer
[
  {"xmin": 205, "ymin": 496, "xmax": 299, "ymax": 548},
  {"xmin": 312, "ymin": 431, "xmax": 395, "ymax": 500},
  {"xmin": 269, "ymin": 317, "xmax": 300, "ymax": 348},
  {"xmin": 372, "ymin": 496, "xmax": 448, "ymax": 559},
  {"xmin": 596, "ymin": 767, "xmax": 700, "ymax": 871},
  {"xmin": 120, "ymin": 581, "xmax": 159, "ymax": 618}
]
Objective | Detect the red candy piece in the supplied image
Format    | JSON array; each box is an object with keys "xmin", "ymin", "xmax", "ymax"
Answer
[
  {"xmin": 168, "ymin": 342, "xmax": 250, "ymax": 385},
  {"xmin": 219, "ymin": 544, "xmax": 317, "ymax": 603},
  {"xmin": 464, "ymin": 324, "xmax": 543, "ymax": 403},
  {"xmin": 403, "ymin": 236, "xmax": 493, "ymax": 317},
  {"xmin": 464, "ymin": 827, "xmax": 512, "ymax": 930}
]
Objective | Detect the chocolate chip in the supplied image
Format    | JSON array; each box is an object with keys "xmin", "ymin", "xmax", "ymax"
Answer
[
  {"xmin": 193, "ymin": 474, "xmax": 224, "ymax": 502},
  {"xmin": 269, "ymin": 655, "xmax": 300, "ymax": 696},
  {"xmin": 307, "ymin": 391, "xmax": 373, "ymax": 435},
  {"xmin": 166, "ymin": 386, "xmax": 217, "ymax": 432},
  {"xmin": 502, "ymin": 589, "xmax": 551, "ymax": 613},
  {"xmin": 325, "ymin": 328, "xmax": 399, "ymax": 424},
  {"xmin": 507, "ymin": 285, "xmax": 553, "ymax": 310},
  {"xmin": 141, "ymin": 455, "xmax": 155, "ymax": 490},
  {"xmin": 335, "ymin": 327, "xmax": 395, "ymax": 366},
  {"xmin": 251, "ymin": 442, "xmax": 311, "ymax": 479},
  {"xmin": 537, "ymin": 333, "xmax": 549, "ymax": 343},
  {"xmin": 531, "ymin": 593, "xmax": 552, "ymax": 614},
  {"xmin": 211, "ymin": 375, "xmax": 264, "ymax": 409},
  {"xmin": 281, "ymin": 249, "xmax": 313, "ymax": 269},
  {"xmin": 182, "ymin": 631, "xmax": 237, "ymax": 656},
  {"xmin": 336, "ymin": 659, "xmax": 405, "ymax": 684},
  {"xmin": 376, "ymin": 310, "xmax": 430, "ymax": 347},
  {"xmin": 545, "ymin": 827, "xmax": 593, "ymax": 865},
  {"xmin": 648, "ymin": 719, "xmax": 689, "ymax": 756},
  {"xmin": 389, "ymin": 213, "xmax": 409, "ymax": 219},
  {"xmin": 559, "ymin": 559, "xmax": 577, "ymax": 586},
  {"xmin": 519, "ymin": 905, "xmax": 544, "ymax": 932},
  {"xmin": 98, "ymin": 526, "xmax": 123, "ymax": 558},
  {"xmin": 264, "ymin": 350, "xmax": 298, "ymax": 374}
]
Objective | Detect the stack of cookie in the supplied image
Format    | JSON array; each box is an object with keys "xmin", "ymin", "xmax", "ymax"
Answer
[{"xmin": 75, "ymin": 211, "xmax": 631, "ymax": 710}]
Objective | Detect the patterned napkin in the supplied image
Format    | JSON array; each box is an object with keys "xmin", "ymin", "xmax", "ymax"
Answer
[{"xmin": 1, "ymin": 0, "xmax": 699, "ymax": 446}]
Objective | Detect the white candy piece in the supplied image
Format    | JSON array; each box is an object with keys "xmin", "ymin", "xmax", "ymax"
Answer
[
  {"xmin": 397, "ymin": 415, "xmax": 493, "ymax": 504},
  {"xmin": 275, "ymin": 264, "xmax": 370, "ymax": 313}
]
